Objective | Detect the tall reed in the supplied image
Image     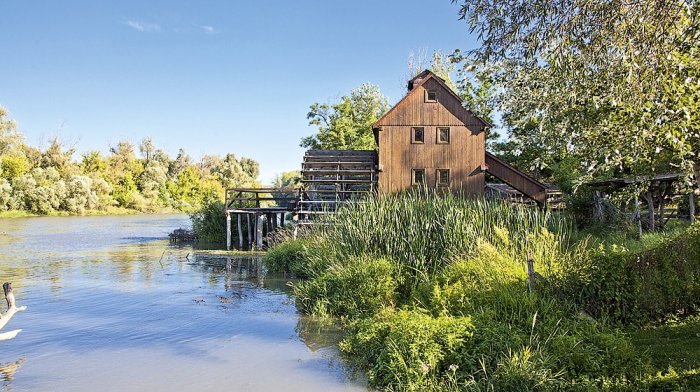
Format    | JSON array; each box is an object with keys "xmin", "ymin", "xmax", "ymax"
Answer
[{"xmin": 304, "ymin": 190, "xmax": 575, "ymax": 286}]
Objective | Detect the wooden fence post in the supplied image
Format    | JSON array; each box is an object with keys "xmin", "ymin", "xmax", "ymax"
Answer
[
  {"xmin": 690, "ymin": 193, "xmax": 696, "ymax": 224},
  {"xmin": 526, "ymin": 251, "xmax": 535, "ymax": 295},
  {"xmin": 634, "ymin": 195, "xmax": 642, "ymax": 238},
  {"xmin": 645, "ymin": 192, "xmax": 655, "ymax": 232}
]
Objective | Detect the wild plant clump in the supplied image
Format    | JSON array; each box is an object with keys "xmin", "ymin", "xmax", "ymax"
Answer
[
  {"xmin": 264, "ymin": 191, "xmax": 699, "ymax": 391},
  {"xmin": 563, "ymin": 222, "xmax": 700, "ymax": 325}
]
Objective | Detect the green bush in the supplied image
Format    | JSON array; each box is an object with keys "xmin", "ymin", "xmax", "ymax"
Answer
[
  {"xmin": 190, "ymin": 197, "xmax": 225, "ymax": 243},
  {"xmin": 294, "ymin": 256, "xmax": 398, "ymax": 318},
  {"xmin": 263, "ymin": 238, "xmax": 309, "ymax": 276},
  {"xmin": 341, "ymin": 309, "xmax": 475, "ymax": 391},
  {"xmin": 564, "ymin": 223, "xmax": 700, "ymax": 324}
]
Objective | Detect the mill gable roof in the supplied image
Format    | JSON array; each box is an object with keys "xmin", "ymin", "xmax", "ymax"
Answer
[{"xmin": 373, "ymin": 69, "xmax": 490, "ymax": 131}]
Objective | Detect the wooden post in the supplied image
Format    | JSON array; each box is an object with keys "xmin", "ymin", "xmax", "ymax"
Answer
[
  {"xmin": 0, "ymin": 283, "xmax": 27, "ymax": 341},
  {"xmin": 246, "ymin": 214, "xmax": 252, "ymax": 248},
  {"xmin": 526, "ymin": 252, "xmax": 535, "ymax": 295},
  {"xmin": 690, "ymin": 193, "xmax": 696, "ymax": 224},
  {"xmin": 237, "ymin": 214, "xmax": 243, "ymax": 250},
  {"xmin": 280, "ymin": 212, "xmax": 285, "ymax": 228},
  {"xmin": 225, "ymin": 212, "xmax": 232, "ymax": 251},
  {"xmin": 634, "ymin": 195, "xmax": 643, "ymax": 238},
  {"xmin": 256, "ymin": 214, "xmax": 264, "ymax": 250},
  {"xmin": 646, "ymin": 192, "xmax": 655, "ymax": 232}
]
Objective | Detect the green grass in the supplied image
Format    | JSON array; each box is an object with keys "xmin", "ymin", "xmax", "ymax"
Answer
[
  {"xmin": 630, "ymin": 315, "xmax": 700, "ymax": 390},
  {"xmin": 631, "ymin": 315, "xmax": 700, "ymax": 371}
]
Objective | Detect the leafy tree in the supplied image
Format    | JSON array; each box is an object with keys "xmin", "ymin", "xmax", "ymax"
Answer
[
  {"xmin": 168, "ymin": 148, "xmax": 191, "ymax": 179},
  {"xmin": 239, "ymin": 157, "xmax": 260, "ymax": 180},
  {"xmin": 300, "ymin": 83, "xmax": 390, "ymax": 150},
  {"xmin": 0, "ymin": 107, "xmax": 259, "ymax": 215},
  {"xmin": 453, "ymin": 0, "xmax": 700, "ymax": 188},
  {"xmin": 62, "ymin": 175, "xmax": 99, "ymax": 214},
  {"xmin": 112, "ymin": 172, "xmax": 137, "ymax": 208},
  {"xmin": 80, "ymin": 151, "xmax": 107, "ymax": 175},
  {"xmin": 138, "ymin": 159, "xmax": 168, "ymax": 203},
  {"xmin": 139, "ymin": 137, "xmax": 155, "ymax": 163},
  {"xmin": 427, "ymin": 50, "xmax": 457, "ymax": 91},
  {"xmin": 0, "ymin": 178, "xmax": 12, "ymax": 211},
  {"xmin": 272, "ymin": 170, "xmax": 302, "ymax": 189},
  {"xmin": 213, "ymin": 153, "xmax": 257, "ymax": 189},
  {"xmin": 41, "ymin": 138, "xmax": 77, "ymax": 176},
  {"xmin": 1, "ymin": 153, "xmax": 29, "ymax": 179},
  {"xmin": 0, "ymin": 106, "xmax": 22, "ymax": 155}
]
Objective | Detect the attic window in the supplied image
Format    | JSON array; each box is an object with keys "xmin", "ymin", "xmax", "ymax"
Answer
[
  {"xmin": 411, "ymin": 127, "xmax": 425, "ymax": 144},
  {"xmin": 437, "ymin": 127, "xmax": 450, "ymax": 144},
  {"xmin": 436, "ymin": 169, "xmax": 450, "ymax": 187},
  {"xmin": 425, "ymin": 90, "xmax": 437, "ymax": 102},
  {"xmin": 412, "ymin": 169, "xmax": 425, "ymax": 185}
]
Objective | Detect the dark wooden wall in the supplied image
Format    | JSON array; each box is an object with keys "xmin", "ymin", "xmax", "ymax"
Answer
[{"xmin": 376, "ymin": 77, "xmax": 486, "ymax": 195}]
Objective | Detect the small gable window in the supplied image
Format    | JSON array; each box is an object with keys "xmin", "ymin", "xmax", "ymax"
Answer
[
  {"xmin": 437, "ymin": 169, "xmax": 450, "ymax": 187},
  {"xmin": 425, "ymin": 90, "xmax": 437, "ymax": 102},
  {"xmin": 411, "ymin": 127, "xmax": 425, "ymax": 144},
  {"xmin": 412, "ymin": 169, "xmax": 425, "ymax": 185},
  {"xmin": 437, "ymin": 127, "xmax": 450, "ymax": 144}
]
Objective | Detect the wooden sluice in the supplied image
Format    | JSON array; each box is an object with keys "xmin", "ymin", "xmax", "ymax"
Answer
[{"xmin": 224, "ymin": 187, "xmax": 300, "ymax": 251}]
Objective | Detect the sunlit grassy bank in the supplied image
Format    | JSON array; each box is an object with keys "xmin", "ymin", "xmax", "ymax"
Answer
[
  {"xmin": 264, "ymin": 191, "xmax": 700, "ymax": 391},
  {"xmin": 0, "ymin": 206, "xmax": 152, "ymax": 218}
]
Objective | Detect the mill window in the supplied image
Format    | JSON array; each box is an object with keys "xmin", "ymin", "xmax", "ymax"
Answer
[
  {"xmin": 412, "ymin": 169, "xmax": 426, "ymax": 185},
  {"xmin": 437, "ymin": 127, "xmax": 450, "ymax": 144},
  {"xmin": 425, "ymin": 90, "xmax": 437, "ymax": 102},
  {"xmin": 436, "ymin": 169, "xmax": 450, "ymax": 186},
  {"xmin": 411, "ymin": 127, "xmax": 425, "ymax": 144}
]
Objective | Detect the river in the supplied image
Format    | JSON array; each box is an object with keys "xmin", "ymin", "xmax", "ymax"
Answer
[{"xmin": 0, "ymin": 214, "xmax": 366, "ymax": 391}]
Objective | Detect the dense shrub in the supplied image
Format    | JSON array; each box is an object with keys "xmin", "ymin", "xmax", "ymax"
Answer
[
  {"xmin": 295, "ymin": 257, "xmax": 398, "ymax": 318},
  {"xmin": 263, "ymin": 237, "xmax": 310, "ymax": 276},
  {"xmin": 341, "ymin": 309, "xmax": 475, "ymax": 391},
  {"xmin": 564, "ymin": 223, "xmax": 700, "ymax": 324},
  {"xmin": 190, "ymin": 198, "xmax": 226, "ymax": 243}
]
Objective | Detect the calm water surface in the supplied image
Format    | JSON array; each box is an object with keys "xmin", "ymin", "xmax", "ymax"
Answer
[{"xmin": 0, "ymin": 214, "xmax": 367, "ymax": 391}]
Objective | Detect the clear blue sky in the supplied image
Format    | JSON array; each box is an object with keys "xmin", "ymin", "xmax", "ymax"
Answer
[{"xmin": 0, "ymin": 1, "xmax": 479, "ymax": 183}]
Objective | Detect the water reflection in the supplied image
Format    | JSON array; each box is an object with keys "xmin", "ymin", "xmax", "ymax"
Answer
[{"xmin": 0, "ymin": 214, "xmax": 366, "ymax": 392}]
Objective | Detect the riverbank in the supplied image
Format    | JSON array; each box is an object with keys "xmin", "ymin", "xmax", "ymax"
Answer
[{"xmin": 0, "ymin": 206, "xmax": 182, "ymax": 219}]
